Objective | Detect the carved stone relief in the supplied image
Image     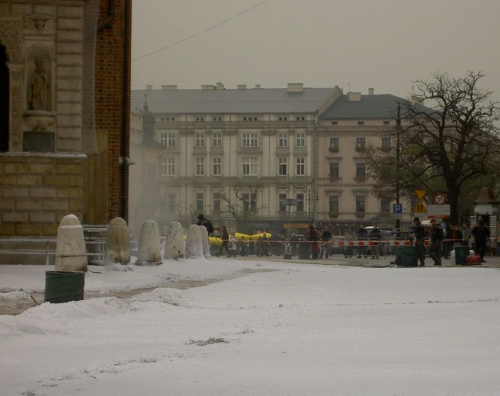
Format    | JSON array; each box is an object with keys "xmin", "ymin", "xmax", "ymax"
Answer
[{"xmin": 24, "ymin": 14, "xmax": 55, "ymax": 35}]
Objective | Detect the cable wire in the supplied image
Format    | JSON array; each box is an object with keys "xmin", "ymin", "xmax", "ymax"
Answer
[{"xmin": 132, "ymin": 0, "xmax": 269, "ymax": 62}]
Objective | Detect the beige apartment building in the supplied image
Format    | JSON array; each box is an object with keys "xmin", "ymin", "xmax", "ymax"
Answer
[{"xmin": 130, "ymin": 83, "xmax": 412, "ymax": 236}]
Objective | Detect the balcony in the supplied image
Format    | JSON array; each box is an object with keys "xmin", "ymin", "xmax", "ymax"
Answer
[
  {"xmin": 354, "ymin": 176, "xmax": 367, "ymax": 183},
  {"xmin": 355, "ymin": 146, "xmax": 366, "ymax": 153},
  {"xmin": 328, "ymin": 146, "xmax": 339, "ymax": 153},
  {"xmin": 328, "ymin": 211, "xmax": 339, "ymax": 219},
  {"xmin": 328, "ymin": 175, "xmax": 341, "ymax": 184},
  {"xmin": 355, "ymin": 211, "xmax": 366, "ymax": 218}
]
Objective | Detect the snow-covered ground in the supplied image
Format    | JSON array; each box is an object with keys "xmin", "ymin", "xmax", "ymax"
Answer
[{"xmin": 1, "ymin": 257, "xmax": 500, "ymax": 395}]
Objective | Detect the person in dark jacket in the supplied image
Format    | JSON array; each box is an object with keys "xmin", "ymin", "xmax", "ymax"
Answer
[
  {"xmin": 307, "ymin": 225, "xmax": 319, "ymax": 259},
  {"xmin": 319, "ymin": 226, "xmax": 333, "ymax": 259},
  {"xmin": 369, "ymin": 225, "xmax": 382, "ymax": 259},
  {"xmin": 412, "ymin": 217, "xmax": 426, "ymax": 266},
  {"xmin": 356, "ymin": 224, "xmax": 368, "ymax": 258},
  {"xmin": 429, "ymin": 219, "xmax": 444, "ymax": 266},
  {"xmin": 472, "ymin": 218, "xmax": 490, "ymax": 263},
  {"xmin": 196, "ymin": 214, "xmax": 214, "ymax": 235},
  {"xmin": 219, "ymin": 225, "xmax": 231, "ymax": 257}
]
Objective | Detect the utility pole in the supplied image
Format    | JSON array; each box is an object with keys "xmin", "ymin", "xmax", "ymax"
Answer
[{"xmin": 396, "ymin": 102, "xmax": 401, "ymax": 205}]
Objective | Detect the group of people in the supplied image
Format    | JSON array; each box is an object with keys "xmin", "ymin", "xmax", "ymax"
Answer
[
  {"xmin": 399, "ymin": 216, "xmax": 490, "ymax": 267},
  {"xmin": 197, "ymin": 213, "xmax": 492, "ymax": 264}
]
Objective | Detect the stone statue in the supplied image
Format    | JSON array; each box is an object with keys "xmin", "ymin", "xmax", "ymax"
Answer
[{"xmin": 28, "ymin": 59, "xmax": 48, "ymax": 110}]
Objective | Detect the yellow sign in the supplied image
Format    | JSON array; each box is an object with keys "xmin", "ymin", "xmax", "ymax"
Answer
[
  {"xmin": 414, "ymin": 190, "xmax": 427, "ymax": 213},
  {"xmin": 413, "ymin": 203, "xmax": 427, "ymax": 213},
  {"xmin": 415, "ymin": 190, "xmax": 427, "ymax": 200}
]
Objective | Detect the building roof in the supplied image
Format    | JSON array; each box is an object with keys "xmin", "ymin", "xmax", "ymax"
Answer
[
  {"xmin": 319, "ymin": 94, "xmax": 407, "ymax": 120},
  {"xmin": 131, "ymin": 87, "xmax": 337, "ymax": 114}
]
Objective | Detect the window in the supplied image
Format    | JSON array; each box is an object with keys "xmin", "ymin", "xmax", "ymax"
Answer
[
  {"xmin": 329, "ymin": 196, "xmax": 339, "ymax": 213},
  {"xmin": 296, "ymin": 193, "xmax": 304, "ymax": 212},
  {"xmin": 278, "ymin": 132, "xmax": 288, "ymax": 147},
  {"xmin": 195, "ymin": 132, "xmax": 205, "ymax": 147},
  {"xmin": 381, "ymin": 197, "xmax": 391, "ymax": 213},
  {"xmin": 165, "ymin": 116, "xmax": 175, "ymax": 122},
  {"xmin": 356, "ymin": 196, "xmax": 366, "ymax": 212},
  {"xmin": 243, "ymin": 116, "xmax": 258, "ymax": 122},
  {"xmin": 357, "ymin": 121, "xmax": 364, "ymax": 125},
  {"xmin": 278, "ymin": 157, "xmax": 288, "ymax": 176},
  {"xmin": 213, "ymin": 193, "xmax": 221, "ymax": 212},
  {"xmin": 242, "ymin": 133, "xmax": 258, "ymax": 147},
  {"xmin": 356, "ymin": 137, "xmax": 365, "ymax": 150},
  {"xmin": 278, "ymin": 116, "xmax": 288, "ymax": 121},
  {"xmin": 195, "ymin": 157, "xmax": 205, "ymax": 176},
  {"xmin": 161, "ymin": 157, "xmax": 175, "ymax": 176},
  {"xmin": 383, "ymin": 120, "xmax": 390, "ymax": 125},
  {"xmin": 296, "ymin": 157, "xmax": 305, "ymax": 176},
  {"xmin": 160, "ymin": 133, "xmax": 176, "ymax": 148},
  {"xmin": 195, "ymin": 117, "xmax": 204, "ymax": 122},
  {"xmin": 212, "ymin": 116, "xmax": 222, "ymax": 122},
  {"xmin": 295, "ymin": 132, "xmax": 306, "ymax": 147},
  {"xmin": 195, "ymin": 193, "xmax": 204, "ymax": 212},
  {"xmin": 242, "ymin": 193, "xmax": 257, "ymax": 212},
  {"xmin": 329, "ymin": 162, "xmax": 339, "ymax": 179},
  {"xmin": 242, "ymin": 157, "xmax": 258, "ymax": 176},
  {"xmin": 296, "ymin": 116, "xmax": 305, "ymax": 121},
  {"xmin": 166, "ymin": 194, "xmax": 176, "ymax": 211},
  {"xmin": 331, "ymin": 121, "xmax": 338, "ymax": 125},
  {"xmin": 279, "ymin": 193, "xmax": 287, "ymax": 212},
  {"xmin": 329, "ymin": 137, "xmax": 339, "ymax": 152},
  {"xmin": 382, "ymin": 136, "xmax": 391, "ymax": 150},
  {"xmin": 212, "ymin": 157, "xmax": 222, "ymax": 176},
  {"xmin": 211, "ymin": 132, "xmax": 222, "ymax": 147},
  {"xmin": 356, "ymin": 163, "xmax": 366, "ymax": 179}
]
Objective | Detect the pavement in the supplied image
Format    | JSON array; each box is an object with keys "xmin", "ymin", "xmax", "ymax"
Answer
[{"xmin": 237, "ymin": 252, "xmax": 500, "ymax": 268}]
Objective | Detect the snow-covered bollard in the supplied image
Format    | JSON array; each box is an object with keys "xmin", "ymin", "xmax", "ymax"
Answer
[
  {"xmin": 199, "ymin": 225, "xmax": 211, "ymax": 259},
  {"xmin": 185, "ymin": 224, "xmax": 204, "ymax": 259},
  {"xmin": 106, "ymin": 217, "xmax": 131, "ymax": 265},
  {"xmin": 55, "ymin": 214, "xmax": 87, "ymax": 272},
  {"xmin": 165, "ymin": 221, "xmax": 184, "ymax": 259},
  {"xmin": 137, "ymin": 220, "xmax": 162, "ymax": 266}
]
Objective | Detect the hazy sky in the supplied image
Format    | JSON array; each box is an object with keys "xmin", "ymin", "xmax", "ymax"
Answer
[{"xmin": 132, "ymin": 0, "xmax": 500, "ymax": 102}]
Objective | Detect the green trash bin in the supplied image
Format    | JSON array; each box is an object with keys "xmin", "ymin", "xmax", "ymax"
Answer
[
  {"xmin": 45, "ymin": 271, "xmax": 85, "ymax": 304},
  {"xmin": 398, "ymin": 246, "xmax": 418, "ymax": 267},
  {"xmin": 455, "ymin": 246, "xmax": 469, "ymax": 265}
]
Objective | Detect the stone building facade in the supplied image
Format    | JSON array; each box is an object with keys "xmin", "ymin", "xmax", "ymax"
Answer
[
  {"xmin": 130, "ymin": 83, "xmax": 413, "ymax": 235},
  {"xmin": 0, "ymin": 0, "xmax": 131, "ymax": 244}
]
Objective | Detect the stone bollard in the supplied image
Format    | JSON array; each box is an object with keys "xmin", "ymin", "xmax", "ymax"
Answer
[
  {"xmin": 185, "ymin": 224, "xmax": 204, "ymax": 259},
  {"xmin": 199, "ymin": 225, "xmax": 211, "ymax": 259},
  {"xmin": 55, "ymin": 214, "xmax": 87, "ymax": 272},
  {"xmin": 164, "ymin": 221, "xmax": 184, "ymax": 259},
  {"xmin": 137, "ymin": 220, "xmax": 162, "ymax": 266},
  {"xmin": 106, "ymin": 217, "xmax": 131, "ymax": 265}
]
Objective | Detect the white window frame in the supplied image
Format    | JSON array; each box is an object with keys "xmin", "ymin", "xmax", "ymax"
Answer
[
  {"xmin": 161, "ymin": 157, "xmax": 175, "ymax": 176},
  {"xmin": 195, "ymin": 157, "xmax": 205, "ymax": 176},
  {"xmin": 278, "ymin": 132, "xmax": 288, "ymax": 148},
  {"xmin": 212, "ymin": 132, "xmax": 222, "ymax": 147},
  {"xmin": 195, "ymin": 132, "xmax": 205, "ymax": 148},
  {"xmin": 295, "ymin": 157, "xmax": 305, "ymax": 176},
  {"xmin": 242, "ymin": 157, "xmax": 258, "ymax": 176},
  {"xmin": 212, "ymin": 157, "xmax": 222, "ymax": 176},
  {"xmin": 160, "ymin": 133, "xmax": 176, "ymax": 148},
  {"xmin": 278, "ymin": 157, "xmax": 288, "ymax": 176},
  {"xmin": 295, "ymin": 132, "xmax": 306, "ymax": 147},
  {"xmin": 242, "ymin": 133, "xmax": 258, "ymax": 148}
]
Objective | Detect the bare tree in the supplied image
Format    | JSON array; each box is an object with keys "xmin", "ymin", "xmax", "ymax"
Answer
[
  {"xmin": 220, "ymin": 185, "xmax": 266, "ymax": 224},
  {"xmin": 367, "ymin": 71, "xmax": 500, "ymax": 224}
]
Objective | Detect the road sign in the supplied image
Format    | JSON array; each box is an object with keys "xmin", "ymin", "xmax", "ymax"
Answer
[
  {"xmin": 393, "ymin": 203, "xmax": 403, "ymax": 214},
  {"xmin": 413, "ymin": 202, "xmax": 427, "ymax": 213},
  {"xmin": 415, "ymin": 190, "xmax": 427, "ymax": 200},
  {"xmin": 427, "ymin": 204, "xmax": 450, "ymax": 218},
  {"xmin": 434, "ymin": 193, "xmax": 446, "ymax": 204}
]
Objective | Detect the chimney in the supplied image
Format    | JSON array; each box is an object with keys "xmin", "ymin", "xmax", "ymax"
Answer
[
  {"xmin": 161, "ymin": 85, "xmax": 177, "ymax": 90},
  {"xmin": 347, "ymin": 92, "xmax": 362, "ymax": 101},
  {"xmin": 237, "ymin": 84, "xmax": 247, "ymax": 90},
  {"xmin": 254, "ymin": 84, "xmax": 261, "ymax": 89},
  {"xmin": 287, "ymin": 83, "xmax": 304, "ymax": 93},
  {"xmin": 146, "ymin": 85, "xmax": 153, "ymax": 90},
  {"xmin": 368, "ymin": 88, "xmax": 374, "ymax": 95},
  {"xmin": 216, "ymin": 82, "xmax": 225, "ymax": 90}
]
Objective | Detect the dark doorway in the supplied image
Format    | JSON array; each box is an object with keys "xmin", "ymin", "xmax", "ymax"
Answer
[{"xmin": 0, "ymin": 45, "xmax": 9, "ymax": 152}]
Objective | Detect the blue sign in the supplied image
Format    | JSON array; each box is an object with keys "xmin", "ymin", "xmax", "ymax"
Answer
[{"xmin": 393, "ymin": 203, "xmax": 403, "ymax": 214}]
